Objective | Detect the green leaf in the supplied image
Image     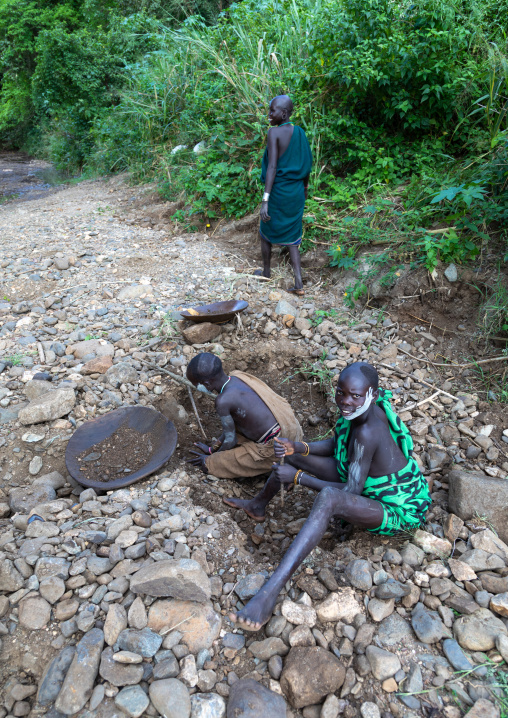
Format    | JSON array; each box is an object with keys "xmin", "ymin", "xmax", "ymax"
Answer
[{"xmin": 430, "ymin": 186, "xmax": 464, "ymax": 204}]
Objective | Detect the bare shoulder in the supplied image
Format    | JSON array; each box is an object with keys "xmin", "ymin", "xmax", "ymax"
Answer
[
  {"xmin": 214, "ymin": 393, "xmax": 232, "ymax": 414},
  {"xmin": 354, "ymin": 413, "xmax": 386, "ymax": 446}
]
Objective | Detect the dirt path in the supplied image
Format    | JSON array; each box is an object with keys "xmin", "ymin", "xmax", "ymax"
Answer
[{"xmin": 0, "ymin": 167, "xmax": 507, "ymax": 718}]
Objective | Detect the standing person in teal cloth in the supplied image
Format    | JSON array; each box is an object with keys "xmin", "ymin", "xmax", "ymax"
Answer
[{"xmin": 256, "ymin": 95, "xmax": 313, "ymax": 296}]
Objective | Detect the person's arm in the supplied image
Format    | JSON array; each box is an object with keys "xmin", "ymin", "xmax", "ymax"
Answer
[
  {"xmin": 215, "ymin": 398, "xmax": 237, "ymax": 451},
  {"xmin": 260, "ymin": 129, "xmax": 279, "ymax": 223},
  {"xmin": 303, "ymin": 174, "xmax": 310, "ymax": 200},
  {"xmin": 274, "ymin": 437, "xmax": 334, "ymax": 459},
  {"xmin": 274, "ymin": 434, "xmax": 375, "ymax": 496}
]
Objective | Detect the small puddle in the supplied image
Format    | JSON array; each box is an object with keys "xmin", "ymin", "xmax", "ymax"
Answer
[{"xmin": 0, "ymin": 151, "xmax": 71, "ymax": 204}]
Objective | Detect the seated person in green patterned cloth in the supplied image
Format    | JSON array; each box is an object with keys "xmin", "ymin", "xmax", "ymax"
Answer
[{"xmin": 226, "ymin": 361, "xmax": 431, "ymax": 631}]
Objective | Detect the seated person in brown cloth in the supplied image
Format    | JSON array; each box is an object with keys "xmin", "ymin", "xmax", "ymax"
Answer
[{"xmin": 186, "ymin": 352, "xmax": 302, "ymax": 479}]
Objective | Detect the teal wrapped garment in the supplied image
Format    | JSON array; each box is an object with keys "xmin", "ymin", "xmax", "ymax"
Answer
[{"xmin": 260, "ymin": 125, "xmax": 313, "ymax": 246}]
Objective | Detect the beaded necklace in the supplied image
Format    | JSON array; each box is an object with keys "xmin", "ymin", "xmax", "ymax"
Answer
[{"xmin": 220, "ymin": 376, "xmax": 231, "ymax": 394}]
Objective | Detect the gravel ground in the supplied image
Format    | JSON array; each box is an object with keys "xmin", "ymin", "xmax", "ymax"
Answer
[{"xmin": 0, "ymin": 174, "xmax": 507, "ymax": 718}]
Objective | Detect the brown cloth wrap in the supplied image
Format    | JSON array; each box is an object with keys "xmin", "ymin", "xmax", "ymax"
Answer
[{"xmin": 205, "ymin": 370, "xmax": 303, "ymax": 479}]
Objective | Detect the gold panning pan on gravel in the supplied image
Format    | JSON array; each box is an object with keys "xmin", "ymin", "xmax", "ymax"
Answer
[
  {"xmin": 66, "ymin": 406, "xmax": 177, "ymax": 490},
  {"xmin": 180, "ymin": 299, "xmax": 248, "ymax": 324}
]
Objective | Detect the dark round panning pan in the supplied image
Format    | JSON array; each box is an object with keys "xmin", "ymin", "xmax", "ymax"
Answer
[
  {"xmin": 180, "ymin": 299, "xmax": 248, "ymax": 324},
  {"xmin": 65, "ymin": 406, "xmax": 177, "ymax": 490}
]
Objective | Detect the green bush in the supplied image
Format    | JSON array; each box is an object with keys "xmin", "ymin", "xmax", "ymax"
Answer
[{"xmin": 1, "ymin": 0, "xmax": 508, "ymax": 286}]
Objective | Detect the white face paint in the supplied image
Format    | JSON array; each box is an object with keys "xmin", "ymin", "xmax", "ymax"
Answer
[{"xmin": 341, "ymin": 387, "xmax": 374, "ymax": 421}]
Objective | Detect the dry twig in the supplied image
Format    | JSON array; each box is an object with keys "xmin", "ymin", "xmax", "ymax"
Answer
[{"xmin": 187, "ymin": 386, "xmax": 207, "ymax": 441}]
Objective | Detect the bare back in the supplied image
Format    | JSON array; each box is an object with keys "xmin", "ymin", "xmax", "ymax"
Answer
[
  {"xmin": 215, "ymin": 377, "xmax": 277, "ymax": 442},
  {"xmin": 267, "ymin": 124, "xmax": 294, "ymax": 164}
]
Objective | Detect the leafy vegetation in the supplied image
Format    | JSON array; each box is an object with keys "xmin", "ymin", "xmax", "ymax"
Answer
[{"xmin": 1, "ymin": 0, "xmax": 507, "ymax": 329}]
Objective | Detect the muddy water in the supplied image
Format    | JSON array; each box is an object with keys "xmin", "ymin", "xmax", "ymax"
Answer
[{"xmin": 0, "ymin": 151, "xmax": 70, "ymax": 203}]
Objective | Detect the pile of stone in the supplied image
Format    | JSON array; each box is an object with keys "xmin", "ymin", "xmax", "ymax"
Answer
[
  {"xmin": 2, "ymin": 176, "xmax": 508, "ymax": 718},
  {"xmin": 1, "ymin": 451, "xmax": 508, "ymax": 718}
]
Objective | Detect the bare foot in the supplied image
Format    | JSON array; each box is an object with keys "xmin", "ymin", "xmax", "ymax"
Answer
[
  {"xmin": 254, "ymin": 268, "xmax": 270, "ymax": 278},
  {"xmin": 222, "ymin": 496, "xmax": 266, "ymax": 522},
  {"xmin": 229, "ymin": 590, "xmax": 277, "ymax": 631},
  {"xmin": 287, "ymin": 286, "xmax": 304, "ymax": 296}
]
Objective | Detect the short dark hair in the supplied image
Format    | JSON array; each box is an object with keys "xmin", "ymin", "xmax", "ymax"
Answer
[
  {"xmin": 187, "ymin": 352, "xmax": 222, "ymax": 382},
  {"xmin": 340, "ymin": 362, "xmax": 379, "ymax": 390},
  {"xmin": 272, "ymin": 94, "xmax": 293, "ymax": 115}
]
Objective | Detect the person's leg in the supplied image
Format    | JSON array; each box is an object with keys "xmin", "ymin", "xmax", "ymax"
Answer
[
  {"xmin": 230, "ymin": 487, "xmax": 384, "ymax": 630},
  {"xmin": 223, "ymin": 454, "xmax": 338, "ymax": 521},
  {"xmin": 288, "ymin": 244, "xmax": 303, "ymax": 291},
  {"xmin": 255, "ymin": 233, "xmax": 272, "ymax": 278}
]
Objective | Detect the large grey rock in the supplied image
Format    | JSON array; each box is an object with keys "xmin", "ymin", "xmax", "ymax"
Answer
[
  {"xmin": 114, "ymin": 685, "xmax": 150, "ymax": 718},
  {"xmin": 128, "ymin": 596, "xmax": 148, "ymax": 629},
  {"xmin": 104, "ymin": 603, "xmax": 128, "ymax": 646},
  {"xmin": 365, "ymin": 645, "xmax": 401, "ymax": 681},
  {"xmin": 453, "ymin": 608, "xmax": 508, "ymax": 650},
  {"xmin": 182, "ymin": 323, "xmax": 220, "ymax": 345},
  {"xmin": 400, "ymin": 543, "xmax": 425, "ymax": 567},
  {"xmin": 281, "ymin": 598, "xmax": 317, "ymax": 627},
  {"xmin": 19, "ymin": 596, "xmax": 51, "ymax": 629},
  {"xmin": 227, "ymin": 678, "xmax": 286, "ymax": 717},
  {"xmin": 130, "ymin": 559, "xmax": 211, "ymax": 602},
  {"xmin": 99, "ymin": 646, "xmax": 144, "ymax": 686},
  {"xmin": 149, "ymin": 678, "xmax": 191, "ymax": 718},
  {"xmin": 106, "ymin": 514, "xmax": 133, "ymax": 540},
  {"xmin": 234, "ymin": 573, "xmax": 266, "ymax": 601},
  {"xmin": 148, "ymin": 600, "xmax": 221, "ymax": 653},
  {"xmin": 24, "ymin": 379, "xmax": 53, "ymax": 400},
  {"xmin": 37, "ymin": 647, "xmax": 75, "ymax": 705},
  {"xmin": 55, "ymin": 628, "xmax": 104, "ymax": 714},
  {"xmin": 448, "ymin": 468, "xmax": 508, "ymax": 543},
  {"xmin": 401, "ymin": 663, "xmax": 423, "ymax": 696},
  {"xmin": 411, "ymin": 603, "xmax": 445, "ymax": 644},
  {"xmin": 374, "ymin": 579, "xmax": 410, "ymax": 600},
  {"xmin": 345, "ymin": 559, "xmax": 372, "ymax": 591},
  {"xmin": 377, "ymin": 613, "xmax": 415, "ymax": 648},
  {"xmin": 34, "ymin": 470, "xmax": 66, "ymax": 490},
  {"xmin": 491, "ymin": 592, "xmax": 508, "ymax": 617},
  {"xmin": 9, "ymin": 483, "xmax": 56, "ymax": 513},
  {"xmin": 68, "ymin": 339, "xmax": 115, "ymax": 359},
  {"xmin": 464, "ymin": 698, "xmax": 502, "ymax": 718},
  {"xmin": 316, "ymin": 588, "xmax": 362, "ymax": 623},
  {"xmin": 115, "ymin": 628, "xmax": 162, "ymax": 657},
  {"xmin": 442, "ymin": 639, "xmax": 485, "ymax": 676},
  {"xmin": 248, "ymin": 637, "xmax": 289, "ymax": 660},
  {"xmin": 18, "ymin": 388, "xmax": 75, "ymax": 424},
  {"xmin": 35, "ymin": 556, "xmax": 70, "ymax": 581},
  {"xmin": 280, "ymin": 646, "xmax": 345, "ymax": 709},
  {"xmin": 0, "ymin": 558, "xmax": 24, "ymax": 592},
  {"xmin": 274, "ymin": 299, "xmax": 299, "ymax": 318},
  {"xmin": 106, "ymin": 362, "xmax": 139, "ymax": 388},
  {"xmin": 118, "ymin": 285, "xmax": 152, "ymax": 301},
  {"xmin": 461, "ymin": 549, "xmax": 505, "ymax": 572},
  {"xmin": 412, "ymin": 529, "xmax": 452, "ymax": 556},
  {"xmin": 191, "ymin": 693, "xmax": 226, "ymax": 718},
  {"xmin": 471, "ymin": 529, "xmax": 508, "ymax": 561}
]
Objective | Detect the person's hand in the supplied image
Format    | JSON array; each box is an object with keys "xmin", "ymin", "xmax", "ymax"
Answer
[
  {"xmin": 304, "ymin": 186, "xmax": 308, "ymax": 200},
  {"xmin": 274, "ymin": 437, "xmax": 295, "ymax": 459},
  {"xmin": 193, "ymin": 442, "xmax": 214, "ymax": 455},
  {"xmin": 271, "ymin": 463, "xmax": 298, "ymax": 485},
  {"xmin": 186, "ymin": 442, "xmax": 212, "ymax": 470},
  {"xmin": 260, "ymin": 201, "xmax": 271, "ymax": 223},
  {"xmin": 186, "ymin": 453, "xmax": 208, "ymax": 471}
]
